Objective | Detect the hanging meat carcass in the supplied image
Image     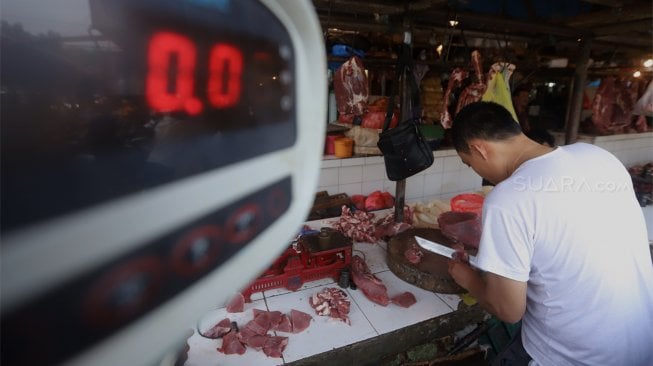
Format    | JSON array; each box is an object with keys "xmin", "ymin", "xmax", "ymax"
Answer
[
  {"xmin": 440, "ymin": 50, "xmax": 487, "ymax": 128},
  {"xmin": 591, "ymin": 76, "xmax": 637, "ymax": 134},
  {"xmin": 334, "ymin": 56, "xmax": 369, "ymax": 117}
]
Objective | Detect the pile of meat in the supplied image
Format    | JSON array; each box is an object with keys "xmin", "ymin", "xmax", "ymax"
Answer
[
  {"xmin": 207, "ymin": 308, "xmax": 313, "ymax": 357},
  {"xmin": 332, "ymin": 205, "xmax": 413, "ymax": 243},
  {"xmin": 351, "ymin": 255, "xmax": 417, "ymax": 308},
  {"xmin": 309, "ymin": 287, "xmax": 352, "ymax": 324}
]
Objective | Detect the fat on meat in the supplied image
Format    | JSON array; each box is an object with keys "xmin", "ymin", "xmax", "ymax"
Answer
[
  {"xmin": 350, "ymin": 255, "xmax": 390, "ymax": 306},
  {"xmin": 332, "ymin": 205, "xmax": 378, "ymax": 243},
  {"xmin": 200, "ymin": 317, "xmax": 232, "ymax": 339},
  {"xmin": 334, "ymin": 56, "xmax": 369, "ymax": 116},
  {"xmin": 309, "ymin": 287, "xmax": 351, "ymax": 324}
]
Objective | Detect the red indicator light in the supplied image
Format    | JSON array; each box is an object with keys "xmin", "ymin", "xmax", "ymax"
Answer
[
  {"xmin": 146, "ymin": 32, "xmax": 203, "ymax": 115},
  {"xmin": 208, "ymin": 43, "xmax": 243, "ymax": 108},
  {"xmin": 145, "ymin": 31, "xmax": 244, "ymax": 115}
]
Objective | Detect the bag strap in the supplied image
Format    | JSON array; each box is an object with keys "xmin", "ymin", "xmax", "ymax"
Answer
[{"xmin": 382, "ymin": 43, "xmax": 421, "ymax": 132}]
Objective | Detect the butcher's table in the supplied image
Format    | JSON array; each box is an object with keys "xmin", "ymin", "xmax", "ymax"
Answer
[{"xmin": 184, "ymin": 215, "xmax": 488, "ymax": 366}]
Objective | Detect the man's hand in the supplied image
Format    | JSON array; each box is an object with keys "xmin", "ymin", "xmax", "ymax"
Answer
[{"xmin": 448, "ymin": 258, "xmax": 527, "ymax": 324}]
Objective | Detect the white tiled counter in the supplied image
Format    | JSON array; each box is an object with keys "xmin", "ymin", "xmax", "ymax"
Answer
[{"xmin": 184, "ymin": 215, "xmax": 485, "ymax": 366}]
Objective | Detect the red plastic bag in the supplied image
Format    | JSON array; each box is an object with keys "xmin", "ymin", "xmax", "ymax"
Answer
[{"xmin": 450, "ymin": 193, "xmax": 484, "ymax": 216}]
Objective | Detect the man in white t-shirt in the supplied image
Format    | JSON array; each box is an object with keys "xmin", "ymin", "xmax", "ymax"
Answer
[{"xmin": 448, "ymin": 102, "xmax": 653, "ymax": 366}]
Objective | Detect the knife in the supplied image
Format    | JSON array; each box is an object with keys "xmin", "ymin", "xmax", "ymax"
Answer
[{"xmin": 414, "ymin": 236, "xmax": 478, "ymax": 267}]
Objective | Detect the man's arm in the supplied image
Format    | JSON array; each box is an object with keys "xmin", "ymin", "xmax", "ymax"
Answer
[{"xmin": 448, "ymin": 259, "xmax": 527, "ymax": 323}]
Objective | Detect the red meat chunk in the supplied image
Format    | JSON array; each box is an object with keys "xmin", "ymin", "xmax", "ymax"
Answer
[
  {"xmin": 200, "ymin": 317, "xmax": 232, "ymax": 339},
  {"xmin": 262, "ymin": 336, "xmax": 288, "ymax": 358},
  {"xmin": 272, "ymin": 314, "xmax": 293, "ymax": 333},
  {"xmin": 290, "ymin": 309, "xmax": 313, "ymax": 333},
  {"xmin": 391, "ymin": 292, "xmax": 417, "ymax": 308},
  {"xmin": 217, "ymin": 332, "xmax": 246, "ymax": 355},
  {"xmin": 226, "ymin": 293, "xmax": 245, "ymax": 313},
  {"xmin": 351, "ymin": 255, "xmax": 390, "ymax": 306}
]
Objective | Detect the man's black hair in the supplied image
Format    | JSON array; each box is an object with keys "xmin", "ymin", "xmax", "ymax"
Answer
[
  {"xmin": 525, "ymin": 128, "xmax": 556, "ymax": 147},
  {"xmin": 451, "ymin": 101, "xmax": 522, "ymax": 153}
]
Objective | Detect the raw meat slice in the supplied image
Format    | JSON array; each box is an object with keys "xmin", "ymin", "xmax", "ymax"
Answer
[
  {"xmin": 242, "ymin": 312, "xmax": 271, "ymax": 336},
  {"xmin": 217, "ymin": 332, "xmax": 246, "ymax": 355},
  {"xmin": 350, "ymin": 255, "xmax": 390, "ymax": 306},
  {"xmin": 200, "ymin": 317, "xmax": 232, "ymax": 338},
  {"xmin": 242, "ymin": 334, "xmax": 268, "ymax": 350},
  {"xmin": 391, "ymin": 292, "xmax": 417, "ymax": 308},
  {"xmin": 226, "ymin": 293, "xmax": 245, "ymax": 313},
  {"xmin": 290, "ymin": 309, "xmax": 313, "ymax": 333},
  {"xmin": 253, "ymin": 309, "xmax": 283, "ymax": 329},
  {"xmin": 262, "ymin": 336, "xmax": 288, "ymax": 358},
  {"xmin": 272, "ymin": 314, "xmax": 292, "ymax": 333}
]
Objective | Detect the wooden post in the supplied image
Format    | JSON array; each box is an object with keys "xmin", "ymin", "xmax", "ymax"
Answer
[
  {"xmin": 394, "ymin": 30, "xmax": 413, "ymax": 223},
  {"xmin": 565, "ymin": 37, "xmax": 592, "ymax": 145}
]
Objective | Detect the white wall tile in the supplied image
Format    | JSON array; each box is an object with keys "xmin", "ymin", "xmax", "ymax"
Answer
[
  {"xmin": 423, "ymin": 173, "xmax": 443, "ymax": 196},
  {"xmin": 339, "ymin": 182, "xmax": 362, "ymax": 196},
  {"xmin": 383, "ymin": 180, "xmax": 397, "ymax": 193},
  {"xmin": 318, "ymin": 167, "xmax": 339, "ymax": 186},
  {"xmin": 441, "ymin": 171, "xmax": 460, "ymax": 194},
  {"xmin": 341, "ymin": 157, "xmax": 366, "ymax": 166},
  {"xmin": 362, "ymin": 163, "xmax": 387, "ymax": 181},
  {"xmin": 405, "ymin": 174, "xmax": 425, "ymax": 199},
  {"xmin": 321, "ymin": 159, "xmax": 341, "ymax": 168},
  {"xmin": 339, "ymin": 165, "xmax": 363, "ymax": 184},
  {"xmin": 423, "ymin": 157, "xmax": 444, "ymax": 174},
  {"xmin": 362, "ymin": 180, "xmax": 384, "ymax": 195},
  {"xmin": 459, "ymin": 168, "xmax": 482, "ymax": 191},
  {"xmin": 443, "ymin": 156, "xmax": 463, "ymax": 171},
  {"xmin": 364, "ymin": 155, "xmax": 384, "ymax": 164}
]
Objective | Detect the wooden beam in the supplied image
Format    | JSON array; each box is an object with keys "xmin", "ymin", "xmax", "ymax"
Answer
[
  {"xmin": 566, "ymin": 38, "xmax": 593, "ymax": 145},
  {"xmin": 563, "ymin": 3, "xmax": 652, "ymax": 27},
  {"xmin": 312, "ymin": 0, "xmax": 445, "ymax": 15},
  {"xmin": 590, "ymin": 19, "xmax": 653, "ymax": 35},
  {"xmin": 595, "ymin": 34, "xmax": 653, "ymax": 48},
  {"xmin": 579, "ymin": 0, "xmax": 624, "ymax": 7}
]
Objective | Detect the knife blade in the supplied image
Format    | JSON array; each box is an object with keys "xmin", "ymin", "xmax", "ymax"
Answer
[{"xmin": 414, "ymin": 236, "xmax": 478, "ymax": 267}]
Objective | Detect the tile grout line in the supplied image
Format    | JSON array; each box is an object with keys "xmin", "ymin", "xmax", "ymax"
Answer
[{"xmin": 345, "ymin": 287, "xmax": 382, "ymax": 336}]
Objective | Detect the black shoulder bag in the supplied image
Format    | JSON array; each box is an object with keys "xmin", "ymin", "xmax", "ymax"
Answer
[{"xmin": 377, "ymin": 43, "xmax": 434, "ymax": 181}]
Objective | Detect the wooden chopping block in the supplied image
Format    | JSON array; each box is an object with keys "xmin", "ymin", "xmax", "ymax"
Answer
[{"xmin": 387, "ymin": 228, "xmax": 466, "ymax": 294}]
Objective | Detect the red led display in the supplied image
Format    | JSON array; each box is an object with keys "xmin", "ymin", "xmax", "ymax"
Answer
[{"xmin": 145, "ymin": 31, "xmax": 243, "ymax": 115}]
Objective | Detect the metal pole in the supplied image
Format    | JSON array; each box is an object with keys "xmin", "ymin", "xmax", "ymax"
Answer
[{"xmin": 565, "ymin": 37, "xmax": 592, "ymax": 145}]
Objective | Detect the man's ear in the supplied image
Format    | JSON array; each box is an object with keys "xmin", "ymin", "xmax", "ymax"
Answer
[{"xmin": 469, "ymin": 140, "xmax": 490, "ymax": 161}]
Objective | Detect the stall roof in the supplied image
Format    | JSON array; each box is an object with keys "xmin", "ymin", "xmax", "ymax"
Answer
[{"xmin": 313, "ymin": 0, "xmax": 652, "ymax": 76}]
